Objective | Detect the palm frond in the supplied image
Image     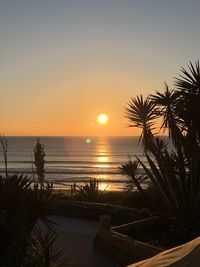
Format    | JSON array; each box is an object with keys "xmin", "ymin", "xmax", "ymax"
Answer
[
  {"xmin": 125, "ymin": 95, "xmax": 157, "ymax": 129},
  {"xmin": 125, "ymin": 95, "xmax": 157, "ymax": 150},
  {"xmin": 119, "ymin": 158, "xmax": 148, "ymax": 199}
]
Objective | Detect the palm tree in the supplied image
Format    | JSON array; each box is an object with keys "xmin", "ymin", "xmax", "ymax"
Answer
[
  {"xmin": 150, "ymin": 84, "xmax": 183, "ymax": 146},
  {"xmin": 175, "ymin": 61, "xmax": 200, "ymax": 136},
  {"xmin": 123, "ymin": 61, "xmax": 200, "ymax": 231},
  {"xmin": 125, "ymin": 95, "xmax": 157, "ymax": 151}
]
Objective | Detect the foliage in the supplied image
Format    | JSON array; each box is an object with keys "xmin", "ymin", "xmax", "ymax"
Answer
[
  {"xmin": 125, "ymin": 96, "xmax": 157, "ymax": 150},
  {"xmin": 124, "ymin": 60, "xmax": 200, "ymax": 230},
  {"xmin": 23, "ymin": 226, "xmax": 70, "ymax": 267},
  {"xmin": 73, "ymin": 178, "xmax": 107, "ymax": 202},
  {"xmin": 34, "ymin": 138, "xmax": 46, "ymax": 187},
  {"xmin": 122, "ymin": 185, "xmax": 166, "ymax": 213},
  {"xmin": 0, "ymin": 135, "xmax": 8, "ymax": 178},
  {"xmin": 0, "ymin": 174, "xmax": 69, "ymax": 266},
  {"xmin": 119, "ymin": 158, "xmax": 147, "ymax": 195}
]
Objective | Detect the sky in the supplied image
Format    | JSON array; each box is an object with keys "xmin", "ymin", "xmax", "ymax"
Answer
[{"xmin": 1, "ymin": 0, "xmax": 200, "ymax": 136}]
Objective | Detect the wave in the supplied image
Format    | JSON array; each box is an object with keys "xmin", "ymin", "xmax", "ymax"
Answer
[
  {"xmin": 1, "ymin": 157, "xmax": 146, "ymax": 165},
  {"xmin": 0, "ymin": 166, "xmax": 146, "ymax": 175},
  {"xmin": 0, "ymin": 169, "xmax": 122, "ymax": 175},
  {"xmin": 52, "ymin": 177, "xmax": 126, "ymax": 183}
]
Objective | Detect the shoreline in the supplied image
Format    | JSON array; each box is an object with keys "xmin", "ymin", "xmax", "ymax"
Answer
[{"xmin": 0, "ymin": 171, "xmax": 127, "ymax": 191}]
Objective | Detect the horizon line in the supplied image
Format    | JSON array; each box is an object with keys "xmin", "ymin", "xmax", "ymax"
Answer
[
  {"xmin": 3, "ymin": 134, "xmax": 169, "ymax": 138},
  {"xmin": 4, "ymin": 135, "xmax": 140, "ymax": 138}
]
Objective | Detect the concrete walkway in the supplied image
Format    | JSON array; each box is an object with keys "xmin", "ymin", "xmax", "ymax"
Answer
[{"xmin": 52, "ymin": 216, "xmax": 121, "ymax": 267}]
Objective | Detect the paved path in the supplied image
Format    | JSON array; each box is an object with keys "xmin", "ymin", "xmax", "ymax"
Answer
[{"xmin": 52, "ymin": 216, "xmax": 121, "ymax": 267}]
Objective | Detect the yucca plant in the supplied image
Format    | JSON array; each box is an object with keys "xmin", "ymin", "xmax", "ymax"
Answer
[
  {"xmin": 124, "ymin": 60, "xmax": 200, "ymax": 231},
  {"xmin": 34, "ymin": 138, "xmax": 46, "ymax": 188}
]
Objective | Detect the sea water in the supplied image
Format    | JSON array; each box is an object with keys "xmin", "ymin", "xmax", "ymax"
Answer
[{"xmin": 0, "ymin": 136, "xmax": 145, "ymax": 191}]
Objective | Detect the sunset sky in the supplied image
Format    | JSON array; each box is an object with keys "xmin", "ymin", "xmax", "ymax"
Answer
[{"xmin": 1, "ymin": 0, "xmax": 200, "ymax": 136}]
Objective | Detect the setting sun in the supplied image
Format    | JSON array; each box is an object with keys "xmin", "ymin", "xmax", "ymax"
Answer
[{"xmin": 97, "ymin": 114, "xmax": 109, "ymax": 125}]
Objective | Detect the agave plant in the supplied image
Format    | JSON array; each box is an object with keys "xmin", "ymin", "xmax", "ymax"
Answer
[{"xmin": 124, "ymin": 60, "xmax": 200, "ymax": 228}]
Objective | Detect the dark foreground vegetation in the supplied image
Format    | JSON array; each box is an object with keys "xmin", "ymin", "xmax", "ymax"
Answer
[
  {"xmin": 0, "ymin": 174, "xmax": 70, "ymax": 267},
  {"xmin": 122, "ymin": 60, "xmax": 200, "ymax": 247},
  {"xmin": 1, "ymin": 60, "xmax": 200, "ymax": 265},
  {"xmin": 0, "ymin": 137, "xmax": 70, "ymax": 266}
]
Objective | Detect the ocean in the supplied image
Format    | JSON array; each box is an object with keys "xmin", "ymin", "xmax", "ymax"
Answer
[{"xmin": 0, "ymin": 136, "xmax": 145, "ymax": 191}]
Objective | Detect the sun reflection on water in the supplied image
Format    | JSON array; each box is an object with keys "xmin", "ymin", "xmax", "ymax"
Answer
[
  {"xmin": 96, "ymin": 147, "xmax": 109, "ymax": 167},
  {"xmin": 98, "ymin": 182, "xmax": 110, "ymax": 191},
  {"xmin": 95, "ymin": 138, "xmax": 113, "ymax": 189},
  {"xmin": 96, "ymin": 164, "xmax": 110, "ymax": 168},
  {"xmin": 98, "ymin": 156, "xmax": 109, "ymax": 162}
]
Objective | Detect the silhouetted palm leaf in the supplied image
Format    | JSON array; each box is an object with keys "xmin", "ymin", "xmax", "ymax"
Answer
[
  {"xmin": 175, "ymin": 61, "xmax": 200, "ymax": 92},
  {"xmin": 124, "ymin": 60, "xmax": 200, "ymax": 228},
  {"xmin": 151, "ymin": 84, "xmax": 183, "ymax": 145},
  {"xmin": 175, "ymin": 60, "xmax": 200, "ymax": 141},
  {"xmin": 119, "ymin": 158, "xmax": 147, "ymax": 194},
  {"xmin": 125, "ymin": 95, "xmax": 157, "ymax": 149}
]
